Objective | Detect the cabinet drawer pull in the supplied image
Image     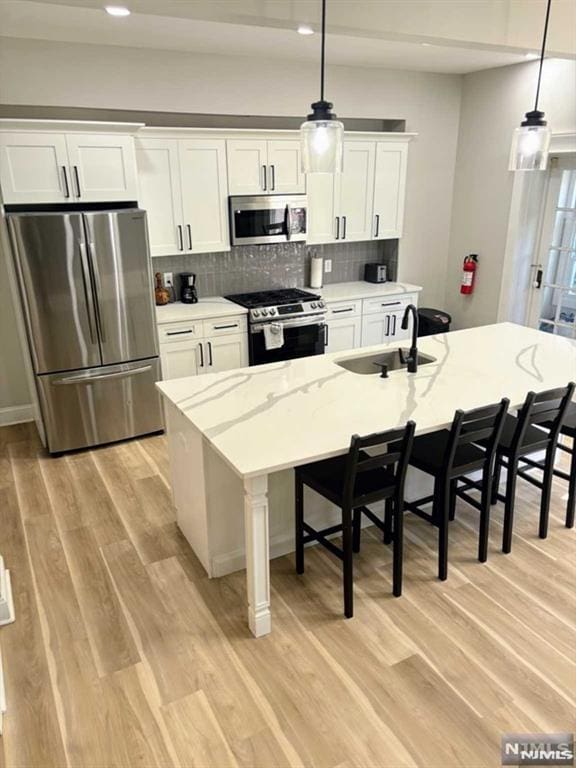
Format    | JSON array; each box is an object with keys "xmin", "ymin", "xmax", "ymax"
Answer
[
  {"xmin": 199, "ymin": 342, "xmax": 204, "ymax": 367},
  {"xmin": 213, "ymin": 323, "xmax": 238, "ymax": 330},
  {"xmin": 208, "ymin": 341, "xmax": 213, "ymax": 366},
  {"xmin": 332, "ymin": 308, "xmax": 353, "ymax": 314},
  {"xmin": 381, "ymin": 301, "xmax": 401, "ymax": 307},
  {"xmin": 166, "ymin": 329, "xmax": 193, "ymax": 336}
]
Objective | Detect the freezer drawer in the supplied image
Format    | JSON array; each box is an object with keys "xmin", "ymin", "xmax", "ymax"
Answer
[{"xmin": 37, "ymin": 358, "xmax": 163, "ymax": 453}]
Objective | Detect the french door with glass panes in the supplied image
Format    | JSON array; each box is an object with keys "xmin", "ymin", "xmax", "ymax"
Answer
[{"xmin": 528, "ymin": 157, "xmax": 576, "ymax": 338}]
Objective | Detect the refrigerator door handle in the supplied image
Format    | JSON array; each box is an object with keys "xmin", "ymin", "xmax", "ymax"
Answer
[
  {"xmin": 78, "ymin": 239, "xmax": 97, "ymax": 344},
  {"xmin": 53, "ymin": 365, "xmax": 152, "ymax": 385},
  {"xmin": 86, "ymin": 239, "xmax": 106, "ymax": 342}
]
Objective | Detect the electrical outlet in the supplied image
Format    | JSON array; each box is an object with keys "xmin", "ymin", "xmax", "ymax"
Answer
[
  {"xmin": 163, "ymin": 271, "xmax": 173, "ymax": 287},
  {"xmin": 324, "ymin": 259, "xmax": 332, "ymax": 274}
]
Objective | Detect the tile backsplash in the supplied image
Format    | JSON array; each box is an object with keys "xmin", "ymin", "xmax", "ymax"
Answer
[{"xmin": 152, "ymin": 240, "xmax": 398, "ymax": 298}]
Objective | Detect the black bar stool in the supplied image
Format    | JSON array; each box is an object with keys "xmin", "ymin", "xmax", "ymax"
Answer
[
  {"xmin": 546, "ymin": 402, "xmax": 576, "ymax": 528},
  {"xmin": 487, "ymin": 383, "xmax": 575, "ymax": 553},
  {"xmin": 295, "ymin": 421, "xmax": 415, "ymax": 618},
  {"xmin": 398, "ymin": 399, "xmax": 509, "ymax": 581}
]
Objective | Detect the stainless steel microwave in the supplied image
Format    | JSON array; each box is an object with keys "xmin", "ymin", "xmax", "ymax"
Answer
[{"xmin": 229, "ymin": 195, "xmax": 307, "ymax": 246}]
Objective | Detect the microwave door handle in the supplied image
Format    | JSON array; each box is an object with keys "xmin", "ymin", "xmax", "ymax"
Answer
[{"xmin": 285, "ymin": 203, "xmax": 292, "ymax": 241}]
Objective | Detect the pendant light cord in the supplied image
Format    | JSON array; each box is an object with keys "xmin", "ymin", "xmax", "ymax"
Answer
[
  {"xmin": 534, "ymin": 0, "xmax": 552, "ymax": 112},
  {"xmin": 320, "ymin": 0, "xmax": 326, "ymax": 101}
]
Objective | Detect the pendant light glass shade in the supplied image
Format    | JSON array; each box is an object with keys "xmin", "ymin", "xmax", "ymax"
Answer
[{"xmin": 301, "ymin": 102, "xmax": 344, "ymax": 173}]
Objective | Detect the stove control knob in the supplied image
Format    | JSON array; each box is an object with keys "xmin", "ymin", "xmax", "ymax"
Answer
[
  {"xmin": 261, "ymin": 309, "xmax": 268, "ymax": 316},
  {"xmin": 311, "ymin": 302, "xmax": 317, "ymax": 309},
  {"xmin": 269, "ymin": 308, "xmax": 276, "ymax": 315},
  {"xmin": 319, "ymin": 301, "xmax": 325, "ymax": 308},
  {"xmin": 253, "ymin": 310, "xmax": 260, "ymax": 318}
]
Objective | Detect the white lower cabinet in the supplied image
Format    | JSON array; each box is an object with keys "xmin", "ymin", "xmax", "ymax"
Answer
[
  {"xmin": 205, "ymin": 333, "xmax": 247, "ymax": 373},
  {"xmin": 160, "ymin": 338, "xmax": 203, "ymax": 380},
  {"xmin": 326, "ymin": 317, "xmax": 362, "ymax": 353}
]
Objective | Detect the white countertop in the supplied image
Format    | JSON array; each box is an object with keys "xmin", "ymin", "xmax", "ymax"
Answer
[
  {"xmin": 157, "ymin": 322, "xmax": 576, "ymax": 479},
  {"xmin": 318, "ymin": 281, "xmax": 422, "ymax": 302},
  {"xmin": 156, "ymin": 297, "xmax": 248, "ymax": 324}
]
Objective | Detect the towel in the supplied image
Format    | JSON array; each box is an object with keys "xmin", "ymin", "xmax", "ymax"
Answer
[{"xmin": 263, "ymin": 322, "xmax": 284, "ymax": 351}]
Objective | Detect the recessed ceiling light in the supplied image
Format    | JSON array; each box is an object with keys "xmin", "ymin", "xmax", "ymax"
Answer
[
  {"xmin": 524, "ymin": 52, "xmax": 539, "ymax": 59},
  {"xmin": 105, "ymin": 5, "xmax": 130, "ymax": 16},
  {"xmin": 297, "ymin": 24, "xmax": 314, "ymax": 35}
]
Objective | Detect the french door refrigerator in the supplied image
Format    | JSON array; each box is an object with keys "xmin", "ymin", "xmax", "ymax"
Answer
[{"xmin": 7, "ymin": 208, "xmax": 163, "ymax": 453}]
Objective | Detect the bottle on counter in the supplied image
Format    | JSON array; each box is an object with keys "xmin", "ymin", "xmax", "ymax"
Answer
[
  {"xmin": 309, "ymin": 250, "xmax": 324, "ymax": 289},
  {"xmin": 154, "ymin": 272, "xmax": 170, "ymax": 306}
]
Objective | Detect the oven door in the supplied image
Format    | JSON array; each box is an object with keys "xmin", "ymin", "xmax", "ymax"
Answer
[
  {"xmin": 250, "ymin": 318, "xmax": 326, "ymax": 365},
  {"xmin": 230, "ymin": 195, "xmax": 307, "ymax": 246}
]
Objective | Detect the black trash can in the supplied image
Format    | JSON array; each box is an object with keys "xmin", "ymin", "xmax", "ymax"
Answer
[{"xmin": 418, "ymin": 308, "xmax": 451, "ymax": 337}]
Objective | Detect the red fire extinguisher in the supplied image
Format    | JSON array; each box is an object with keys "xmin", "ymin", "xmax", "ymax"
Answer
[{"xmin": 461, "ymin": 254, "xmax": 478, "ymax": 295}]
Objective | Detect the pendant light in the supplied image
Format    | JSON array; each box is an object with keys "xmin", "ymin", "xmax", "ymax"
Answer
[
  {"xmin": 509, "ymin": 0, "xmax": 553, "ymax": 171},
  {"xmin": 300, "ymin": 0, "xmax": 344, "ymax": 173}
]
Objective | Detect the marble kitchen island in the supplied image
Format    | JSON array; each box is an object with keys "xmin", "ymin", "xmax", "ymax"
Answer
[{"xmin": 157, "ymin": 322, "xmax": 576, "ymax": 637}]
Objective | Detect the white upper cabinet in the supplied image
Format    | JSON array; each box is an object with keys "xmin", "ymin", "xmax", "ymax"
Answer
[
  {"xmin": 227, "ymin": 140, "xmax": 268, "ymax": 195},
  {"xmin": 227, "ymin": 139, "xmax": 305, "ymax": 195},
  {"xmin": 135, "ymin": 138, "xmax": 183, "ymax": 257},
  {"xmin": 179, "ymin": 139, "xmax": 229, "ymax": 254},
  {"xmin": 307, "ymin": 135, "xmax": 412, "ymax": 245},
  {"xmin": 65, "ymin": 134, "xmax": 138, "ymax": 203},
  {"xmin": 0, "ymin": 132, "xmax": 70, "ymax": 204},
  {"xmin": 338, "ymin": 142, "xmax": 376, "ymax": 243},
  {"xmin": 267, "ymin": 140, "xmax": 305, "ymax": 194},
  {"xmin": 372, "ymin": 141, "xmax": 408, "ymax": 239}
]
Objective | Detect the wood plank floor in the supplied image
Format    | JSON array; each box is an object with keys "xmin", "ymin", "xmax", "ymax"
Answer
[{"xmin": 0, "ymin": 422, "xmax": 574, "ymax": 768}]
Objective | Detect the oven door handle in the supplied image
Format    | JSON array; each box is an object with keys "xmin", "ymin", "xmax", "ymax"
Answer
[
  {"xmin": 285, "ymin": 203, "xmax": 292, "ymax": 241},
  {"xmin": 250, "ymin": 317, "xmax": 326, "ymax": 333}
]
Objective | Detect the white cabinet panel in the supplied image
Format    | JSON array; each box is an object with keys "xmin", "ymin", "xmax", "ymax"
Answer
[
  {"xmin": 160, "ymin": 339, "xmax": 204, "ymax": 380},
  {"xmin": 227, "ymin": 140, "xmax": 268, "ymax": 195},
  {"xmin": 361, "ymin": 314, "xmax": 390, "ymax": 347},
  {"xmin": 65, "ymin": 134, "xmax": 138, "ymax": 202},
  {"xmin": 326, "ymin": 317, "xmax": 362, "ymax": 353},
  {"xmin": 338, "ymin": 142, "xmax": 375, "ymax": 243},
  {"xmin": 180, "ymin": 139, "xmax": 229, "ymax": 254},
  {"xmin": 267, "ymin": 140, "xmax": 305, "ymax": 194},
  {"xmin": 206, "ymin": 333, "xmax": 248, "ymax": 373},
  {"xmin": 0, "ymin": 132, "xmax": 69, "ymax": 204},
  {"xmin": 387, "ymin": 311, "xmax": 411, "ymax": 342},
  {"xmin": 135, "ymin": 138, "xmax": 184, "ymax": 257},
  {"xmin": 373, "ymin": 142, "xmax": 408, "ymax": 239},
  {"xmin": 306, "ymin": 172, "xmax": 338, "ymax": 244}
]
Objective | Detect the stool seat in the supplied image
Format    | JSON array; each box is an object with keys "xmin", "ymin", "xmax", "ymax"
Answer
[
  {"xmin": 297, "ymin": 450, "xmax": 395, "ymax": 508},
  {"xmin": 493, "ymin": 413, "xmax": 549, "ymax": 453},
  {"xmin": 401, "ymin": 430, "xmax": 486, "ymax": 477}
]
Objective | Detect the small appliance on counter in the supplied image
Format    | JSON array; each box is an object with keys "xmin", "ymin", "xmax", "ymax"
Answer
[
  {"xmin": 364, "ymin": 263, "xmax": 387, "ymax": 283},
  {"xmin": 180, "ymin": 272, "xmax": 198, "ymax": 304}
]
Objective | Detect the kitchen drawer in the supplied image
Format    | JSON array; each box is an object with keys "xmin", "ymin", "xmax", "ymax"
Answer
[
  {"xmin": 362, "ymin": 293, "xmax": 417, "ymax": 315},
  {"xmin": 158, "ymin": 321, "xmax": 203, "ymax": 344},
  {"xmin": 326, "ymin": 300, "xmax": 361, "ymax": 319},
  {"xmin": 202, "ymin": 315, "xmax": 247, "ymax": 337}
]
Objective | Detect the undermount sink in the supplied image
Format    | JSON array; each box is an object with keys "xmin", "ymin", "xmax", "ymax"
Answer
[{"xmin": 336, "ymin": 349, "xmax": 437, "ymax": 375}]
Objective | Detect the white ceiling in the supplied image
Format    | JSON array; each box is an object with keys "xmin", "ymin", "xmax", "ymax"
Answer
[{"xmin": 1, "ymin": 0, "xmax": 574, "ymax": 75}]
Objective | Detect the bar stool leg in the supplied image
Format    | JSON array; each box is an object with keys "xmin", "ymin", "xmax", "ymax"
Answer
[
  {"xmin": 502, "ymin": 458, "xmax": 518, "ymax": 554},
  {"xmin": 383, "ymin": 498, "xmax": 393, "ymax": 545},
  {"xmin": 295, "ymin": 474, "xmax": 305, "ymax": 574},
  {"xmin": 342, "ymin": 507, "xmax": 354, "ymax": 618},
  {"xmin": 566, "ymin": 441, "xmax": 575, "ymax": 529},
  {"xmin": 392, "ymin": 497, "xmax": 403, "ymax": 597},
  {"xmin": 437, "ymin": 478, "xmax": 450, "ymax": 581},
  {"xmin": 478, "ymin": 464, "xmax": 491, "ymax": 563},
  {"xmin": 491, "ymin": 454, "xmax": 502, "ymax": 505},
  {"xmin": 352, "ymin": 508, "xmax": 361, "ymax": 553},
  {"xmin": 539, "ymin": 445, "xmax": 555, "ymax": 539}
]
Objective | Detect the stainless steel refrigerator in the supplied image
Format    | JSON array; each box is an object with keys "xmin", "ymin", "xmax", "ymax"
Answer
[{"xmin": 7, "ymin": 208, "xmax": 163, "ymax": 454}]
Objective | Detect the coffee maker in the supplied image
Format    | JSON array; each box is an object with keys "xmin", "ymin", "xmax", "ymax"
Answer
[{"xmin": 179, "ymin": 272, "xmax": 198, "ymax": 304}]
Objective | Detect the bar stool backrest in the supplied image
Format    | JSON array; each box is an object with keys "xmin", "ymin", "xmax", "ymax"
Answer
[
  {"xmin": 445, "ymin": 398, "xmax": 510, "ymax": 474},
  {"xmin": 511, "ymin": 382, "xmax": 575, "ymax": 453},
  {"xmin": 343, "ymin": 421, "xmax": 416, "ymax": 509}
]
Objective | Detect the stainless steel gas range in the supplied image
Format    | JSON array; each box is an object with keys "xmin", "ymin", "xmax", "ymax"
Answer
[{"xmin": 225, "ymin": 288, "xmax": 327, "ymax": 365}]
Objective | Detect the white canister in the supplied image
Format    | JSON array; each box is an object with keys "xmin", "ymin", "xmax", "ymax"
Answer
[{"xmin": 309, "ymin": 252, "xmax": 324, "ymax": 289}]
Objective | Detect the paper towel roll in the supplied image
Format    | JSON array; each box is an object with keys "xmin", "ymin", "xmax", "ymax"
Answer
[{"xmin": 310, "ymin": 254, "xmax": 323, "ymax": 289}]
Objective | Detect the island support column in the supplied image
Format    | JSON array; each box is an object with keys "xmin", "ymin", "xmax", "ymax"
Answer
[{"xmin": 243, "ymin": 474, "xmax": 271, "ymax": 637}]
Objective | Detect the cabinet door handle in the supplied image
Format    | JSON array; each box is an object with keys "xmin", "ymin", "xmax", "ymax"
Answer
[
  {"xmin": 270, "ymin": 165, "xmax": 275, "ymax": 191},
  {"xmin": 385, "ymin": 316, "xmax": 390, "ymax": 337},
  {"xmin": 374, "ymin": 214, "xmax": 380, "ymax": 238},
  {"xmin": 392, "ymin": 315, "xmax": 397, "ymax": 335},
  {"xmin": 207, "ymin": 341, "xmax": 213, "ymax": 366},
  {"xmin": 61, "ymin": 166, "xmax": 70, "ymax": 198},
  {"xmin": 166, "ymin": 329, "xmax": 193, "ymax": 336},
  {"xmin": 177, "ymin": 225, "xmax": 183, "ymax": 251},
  {"xmin": 332, "ymin": 308, "xmax": 353, "ymax": 314},
  {"xmin": 213, "ymin": 323, "xmax": 238, "ymax": 330},
  {"xmin": 73, "ymin": 165, "xmax": 81, "ymax": 198},
  {"xmin": 342, "ymin": 216, "xmax": 347, "ymax": 240},
  {"xmin": 199, "ymin": 342, "xmax": 204, "ymax": 368},
  {"xmin": 186, "ymin": 224, "xmax": 193, "ymax": 251},
  {"xmin": 262, "ymin": 165, "xmax": 267, "ymax": 191},
  {"xmin": 335, "ymin": 217, "xmax": 340, "ymax": 240}
]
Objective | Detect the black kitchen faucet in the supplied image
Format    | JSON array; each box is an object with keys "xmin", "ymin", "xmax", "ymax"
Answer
[{"xmin": 399, "ymin": 304, "xmax": 419, "ymax": 373}]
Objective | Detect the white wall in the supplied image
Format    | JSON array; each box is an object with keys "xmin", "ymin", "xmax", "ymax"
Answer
[
  {"xmin": 0, "ymin": 37, "xmax": 463, "ymax": 413},
  {"xmin": 445, "ymin": 58, "xmax": 576, "ymax": 329}
]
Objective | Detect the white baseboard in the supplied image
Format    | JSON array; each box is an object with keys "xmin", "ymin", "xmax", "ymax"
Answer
[{"xmin": 0, "ymin": 404, "xmax": 33, "ymax": 427}]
